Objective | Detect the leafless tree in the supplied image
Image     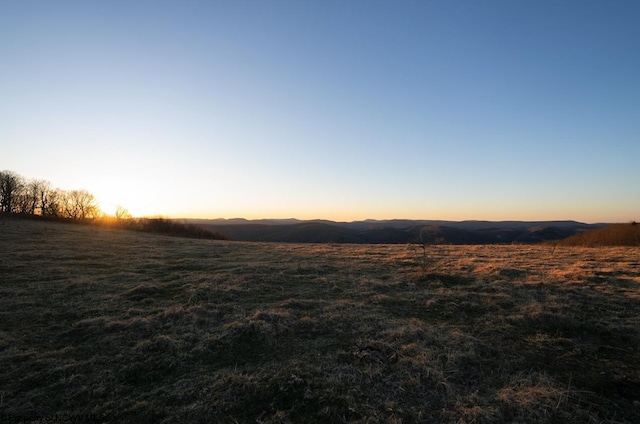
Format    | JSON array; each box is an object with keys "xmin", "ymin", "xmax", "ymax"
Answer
[
  {"xmin": 43, "ymin": 188, "xmax": 64, "ymax": 217},
  {"xmin": 66, "ymin": 189, "xmax": 100, "ymax": 219},
  {"xmin": 114, "ymin": 205, "xmax": 132, "ymax": 220},
  {"xmin": 34, "ymin": 180, "xmax": 53, "ymax": 216},
  {"xmin": 59, "ymin": 190, "xmax": 76, "ymax": 219},
  {"xmin": 0, "ymin": 170, "xmax": 108, "ymax": 221},
  {"xmin": 16, "ymin": 179, "xmax": 46, "ymax": 215},
  {"xmin": 13, "ymin": 187, "xmax": 31, "ymax": 214},
  {"xmin": 0, "ymin": 170, "xmax": 24, "ymax": 213}
]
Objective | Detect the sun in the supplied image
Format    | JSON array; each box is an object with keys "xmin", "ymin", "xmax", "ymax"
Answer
[
  {"xmin": 98, "ymin": 201, "xmax": 119, "ymax": 218},
  {"xmin": 90, "ymin": 182, "xmax": 162, "ymax": 218}
]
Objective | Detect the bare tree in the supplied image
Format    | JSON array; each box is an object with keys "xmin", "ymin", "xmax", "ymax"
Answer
[
  {"xmin": 59, "ymin": 190, "xmax": 77, "ymax": 219},
  {"xmin": 0, "ymin": 171, "xmax": 106, "ymax": 221},
  {"xmin": 13, "ymin": 185, "xmax": 31, "ymax": 214},
  {"xmin": 17, "ymin": 179, "xmax": 45, "ymax": 215},
  {"xmin": 67, "ymin": 189, "xmax": 100, "ymax": 219},
  {"xmin": 114, "ymin": 205, "xmax": 132, "ymax": 220},
  {"xmin": 35, "ymin": 180, "xmax": 53, "ymax": 216},
  {"xmin": 0, "ymin": 170, "xmax": 24, "ymax": 213},
  {"xmin": 43, "ymin": 188, "xmax": 64, "ymax": 217}
]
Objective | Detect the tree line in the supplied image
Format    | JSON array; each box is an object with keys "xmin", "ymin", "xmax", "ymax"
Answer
[
  {"xmin": 1, "ymin": 169, "xmax": 103, "ymax": 220},
  {"xmin": 0, "ymin": 169, "xmax": 226, "ymax": 240}
]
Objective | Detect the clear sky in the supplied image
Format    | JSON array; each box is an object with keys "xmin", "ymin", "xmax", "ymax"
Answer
[{"xmin": 1, "ymin": 0, "xmax": 639, "ymax": 222}]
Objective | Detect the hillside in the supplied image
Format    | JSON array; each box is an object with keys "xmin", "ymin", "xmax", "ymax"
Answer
[
  {"xmin": 192, "ymin": 218, "xmax": 599, "ymax": 244},
  {"xmin": 556, "ymin": 223, "xmax": 640, "ymax": 247},
  {"xmin": 2, "ymin": 219, "xmax": 639, "ymax": 423}
]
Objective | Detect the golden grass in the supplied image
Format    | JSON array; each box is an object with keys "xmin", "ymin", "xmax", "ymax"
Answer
[
  {"xmin": 1, "ymin": 219, "xmax": 639, "ymax": 423},
  {"xmin": 556, "ymin": 223, "xmax": 640, "ymax": 247}
]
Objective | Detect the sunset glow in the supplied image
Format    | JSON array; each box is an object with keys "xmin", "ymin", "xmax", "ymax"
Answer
[{"xmin": 2, "ymin": 1, "xmax": 639, "ymax": 223}]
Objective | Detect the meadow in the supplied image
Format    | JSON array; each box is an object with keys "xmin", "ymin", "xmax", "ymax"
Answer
[{"xmin": 1, "ymin": 219, "xmax": 639, "ymax": 423}]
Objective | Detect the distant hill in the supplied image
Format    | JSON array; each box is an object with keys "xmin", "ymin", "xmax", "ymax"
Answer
[
  {"xmin": 186, "ymin": 218, "xmax": 606, "ymax": 244},
  {"xmin": 555, "ymin": 223, "xmax": 640, "ymax": 247}
]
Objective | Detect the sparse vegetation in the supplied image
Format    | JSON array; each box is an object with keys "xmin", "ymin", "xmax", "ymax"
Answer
[
  {"xmin": 555, "ymin": 223, "xmax": 640, "ymax": 247},
  {"xmin": 113, "ymin": 217, "xmax": 228, "ymax": 240},
  {"xmin": 1, "ymin": 219, "xmax": 639, "ymax": 423},
  {"xmin": 412, "ymin": 227, "xmax": 445, "ymax": 277}
]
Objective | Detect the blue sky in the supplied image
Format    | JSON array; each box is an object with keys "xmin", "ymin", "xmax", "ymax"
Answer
[{"xmin": 1, "ymin": 0, "xmax": 639, "ymax": 222}]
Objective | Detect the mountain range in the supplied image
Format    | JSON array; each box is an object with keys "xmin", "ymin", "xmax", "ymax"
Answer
[{"xmin": 185, "ymin": 218, "xmax": 608, "ymax": 244}]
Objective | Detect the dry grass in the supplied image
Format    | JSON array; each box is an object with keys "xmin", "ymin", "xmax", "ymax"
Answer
[
  {"xmin": 1, "ymin": 219, "xmax": 639, "ymax": 423},
  {"xmin": 556, "ymin": 223, "xmax": 640, "ymax": 247}
]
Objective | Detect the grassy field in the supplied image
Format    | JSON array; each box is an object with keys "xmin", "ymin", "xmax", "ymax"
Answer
[{"xmin": 1, "ymin": 219, "xmax": 639, "ymax": 423}]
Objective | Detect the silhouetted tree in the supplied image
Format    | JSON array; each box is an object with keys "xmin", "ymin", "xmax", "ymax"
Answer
[
  {"xmin": 0, "ymin": 170, "xmax": 115, "ymax": 222},
  {"xmin": 0, "ymin": 170, "xmax": 23, "ymax": 213},
  {"xmin": 61, "ymin": 190, "xmax": 99, "ymax": 219},
  {"xmin": 114, "ymin": 205, "xmax": 132, "ymax": 220},
  {"xmin": 34, "ymin": 180, "xmax": 53, "ymax": 216},
  {"xmin": 13, "ymin": 188, "xmax": 31, "ymax": 214},
  {"xmin": 15, "ymin": 179, "xmax": 44, "ymax": 215},
  {"xmin": 43, "ymin": 188, "xmax": 64, "ymax": 217},
  {"xmin": 67, "ymin": 189, "xmax": 100, "ymax": 219}
]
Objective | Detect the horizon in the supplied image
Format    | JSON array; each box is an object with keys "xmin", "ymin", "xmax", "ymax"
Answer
[
  {"xmin": 184, "ymin": 217, "xmax": 613, "ymax": 225},
  {"xmin": 2, "ymin": 1, "xmax": 639, "ymax": 224}
]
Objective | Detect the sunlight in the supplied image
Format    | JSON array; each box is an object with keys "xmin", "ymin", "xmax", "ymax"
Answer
[
  {"xmin": 93, "ymin": 187, "xmax": 151, "ymax": 218},
  {"xmin": 104, "ymin": 198, "xmax": 161, "ymax": 219},
  {"xmin": 89, "ymin": 179, "xmax": 163, "ymax": 218},
  {"xmin": 98, "ymin": 201, "xmax": 119, "ymax": 218}
]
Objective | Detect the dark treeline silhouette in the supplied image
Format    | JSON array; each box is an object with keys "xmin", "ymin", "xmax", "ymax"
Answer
[
  {"xmin": 0, "ymin": 170, "xmax": 226, "ymax": 240},
  {"xmin": 0, "ymin": 170, "xmax": 99, "ymax": 219},
  {"xmin": 116, "ymin": 217, "xmax": 227, "ymax": 240}
]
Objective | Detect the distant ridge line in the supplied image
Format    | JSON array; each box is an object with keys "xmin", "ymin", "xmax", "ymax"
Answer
[{"xmin": 182, "ymin": 218, "xmax": 609, "ymax": 244}]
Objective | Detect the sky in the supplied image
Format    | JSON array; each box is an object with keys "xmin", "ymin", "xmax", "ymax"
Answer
[{"xmin": 1, "ymin": 0, "xmax": 639, "ymax": 222}]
